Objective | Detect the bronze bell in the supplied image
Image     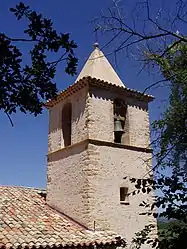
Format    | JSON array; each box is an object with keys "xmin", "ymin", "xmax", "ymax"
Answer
[{"xmin": 114, "ymin": 120, "xmax": 124, "ymax": 133}]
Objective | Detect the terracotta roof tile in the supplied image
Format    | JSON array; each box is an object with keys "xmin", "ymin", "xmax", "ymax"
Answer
[
  {"xmin": 45, "ymin": 76, "xmax": 154, "ymax": 108},
  {"xmin": 0, "ymin": 186, "xmax": 122, "ymax": 249}
]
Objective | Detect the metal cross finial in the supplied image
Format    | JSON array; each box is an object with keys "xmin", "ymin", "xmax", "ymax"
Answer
[{"xmin": 94, "ymin": 26, "xmax": 99, "ymax": 48}]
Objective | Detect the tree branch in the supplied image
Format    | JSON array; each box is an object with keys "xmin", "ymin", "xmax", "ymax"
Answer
[
  {"xmin": 5, "ymin": 111, "xmax": 14, "ymax": 127},
  {"xmin": 2, "ymin": 34, "xmax": 37, "ymax": 43},
  {"xmin": 48, "ymin": 51, "xmax": 68, "ymax": 66}
]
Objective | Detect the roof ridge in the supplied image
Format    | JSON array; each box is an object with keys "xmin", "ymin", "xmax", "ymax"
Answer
[
  {"xmin": 0, "ymin": 184, "xmax": 46, "ymax": 191},
  {"xmin": 46, "ymin": 203, "xmax": 90, "ymax": 230}
]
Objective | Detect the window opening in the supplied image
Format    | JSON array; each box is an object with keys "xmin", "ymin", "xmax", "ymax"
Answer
[
  {"xmin": 114, "ymin": 100, "xmax": 127, "ymax": 143},
  {"xmin": 62, "ymin": 103, "xmax": 72, "ymax": 147},
  {"xmin": 120, "ymin": 187, "xmax": 129, "ymax": 204}
]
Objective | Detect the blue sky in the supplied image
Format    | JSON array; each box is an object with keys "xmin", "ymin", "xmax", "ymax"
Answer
[{"xmin": 0, "ymin": 0, "xmax": 169, "ymax": 188}]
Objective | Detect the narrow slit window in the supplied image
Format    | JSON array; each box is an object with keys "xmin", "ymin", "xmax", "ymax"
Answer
[
  {"xmin": 120, "ymin": 187, "xmax": 129, "ymax": 203},
  {"xmin": 62, "ymin": 102, "xmax": 72, "ymax": 147}
]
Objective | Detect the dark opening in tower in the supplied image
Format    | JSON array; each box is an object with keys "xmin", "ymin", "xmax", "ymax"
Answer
[
  {"xmin": 113, "ymin": 99, "xmax": 127, "ymax": 144},
  {"xmin": 62, "ymin": 102, "xmax": 72, "ymax": 147}
]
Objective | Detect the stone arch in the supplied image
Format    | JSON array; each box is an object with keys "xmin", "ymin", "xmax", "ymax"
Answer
[{"xmin": 113, "ymin": 99, "xmax": 128, "ymax": 144}]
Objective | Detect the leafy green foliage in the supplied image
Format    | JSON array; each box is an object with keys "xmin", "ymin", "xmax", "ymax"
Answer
[
  {"xmin": 150, "ymin": 43, "xmax": 187, "ymax": 170},
  {"xmin": 130, "ymin": 166, "xmax": 187, "ymax": 248},
  {"xmin": 0, "ymin": 2, "xmax": 77, "ymax": 117},
  {"xmin": 108, "ymin": 19, "xmax": 187, "ymax": 246},
  {"xmin": 133, "ymin": 221, "xmax": 187, "ymax": 249},
  {"xmin": 127, "ymin": 41, "xmax": 187, "ymax": 249},
  {"xmin": 132, "ymin": 224, "xmax": 158, "ymax": 249},
  {"xmin": 98, "ymin": 0, "xmax": 187, "ymax": 247}
]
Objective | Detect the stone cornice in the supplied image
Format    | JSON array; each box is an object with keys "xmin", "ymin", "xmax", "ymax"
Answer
[
  {"xmin": 47, "ymin": 138, "xmax": 152, "ymax": 158},
  {"xmin": 88, "ymin": 139, "xmax": 152, "ymax": 153},
  {"xmin": 47, "ymin": 139, "xmax": 88, "ymax": 158},
  {"xmin": 45, "ymin": 76, "xmax": 154, "ymax": 108}
]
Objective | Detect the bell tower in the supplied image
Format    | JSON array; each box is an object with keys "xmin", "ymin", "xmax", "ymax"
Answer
[{"xmin": 46, "ymin": 43, "xmax": 156, "ymax": 245}]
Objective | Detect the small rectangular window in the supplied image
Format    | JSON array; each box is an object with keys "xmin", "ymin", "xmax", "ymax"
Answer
[{"xmin": 120, "ymin": 187, "xmax": 129, "ymax": 204}]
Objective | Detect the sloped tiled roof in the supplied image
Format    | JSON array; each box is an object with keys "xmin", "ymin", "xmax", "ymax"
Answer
[
  {"xmin": 0, "ymin": 186, "xmax": 122, "ymax": 249},
  {"xmin": 75, "ymin": 44, "xmax": 125, "ymax": 87},
  {"xmin": 45, "ymin": 76, "xmax": 154, "ymax": 108}
]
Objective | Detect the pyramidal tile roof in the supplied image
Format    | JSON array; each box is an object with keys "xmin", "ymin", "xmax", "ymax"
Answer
[
  {"xmin": 0, "ymin": 186, "xmax": 122, "ymax": 249},
  {"xmin": 76, "ymin": 43, "xmax": 125, "ymax": 87}
]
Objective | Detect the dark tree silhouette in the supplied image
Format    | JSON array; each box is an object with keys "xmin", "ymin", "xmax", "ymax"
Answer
[{"xmin": 0, "ymin": 2, "xmax": 78, "ymax": 125}]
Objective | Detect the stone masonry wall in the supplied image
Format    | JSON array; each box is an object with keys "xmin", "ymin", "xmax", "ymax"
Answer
[
  {"xmin": 87, "ymin": 91, "xmax": 114, "ymax": 142},
  {"xmin": 48, "ymin": 87, "xmax": 88, "ymax": 153},
  {"xmin": 127, "ymin": 98, "xmax": 150, "ymax": 148},
  {"xmin": 86, "ymin": 143, "xmax": 156, "ymax": 246},
  {"xmin": 87, "ymin": 87, "xmax": 150, "ymax": 148},
  {"xmin": 47, "ymin": 141, "xmax": 156, "ymax": 247},
  {"xmin": 47, "ymin": 141, "xmax": 92, "ymax": 226},
  {"xmin": 47, "ymin": 83, "xmax": 155, "ymax": 248},
  {"xmin": 48, "ymin": 86, "xmax": 150, "ymax": 153}
]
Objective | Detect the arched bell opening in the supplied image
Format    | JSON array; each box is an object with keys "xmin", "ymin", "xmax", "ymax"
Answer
[{"xmin": 113, "ymin": 99, "xmax": 129, "ymax": 145}]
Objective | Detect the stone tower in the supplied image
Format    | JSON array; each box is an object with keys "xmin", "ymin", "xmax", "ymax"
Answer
[{"xmin": 46, "ymin": 44, "xmax": 156, "ymax": 245}]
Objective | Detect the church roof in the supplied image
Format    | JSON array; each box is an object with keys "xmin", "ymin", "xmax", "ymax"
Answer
[
  {"xmin": 75, "ymin": 43, "xmax": 125, "ymax": 87},
  {"xmin": 0, "ymin": 186, "xmax": 122, "ymax": 249},
  {"xmin": 45, "ymin": 76, "xmax": 154, "ymax": 108}
]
